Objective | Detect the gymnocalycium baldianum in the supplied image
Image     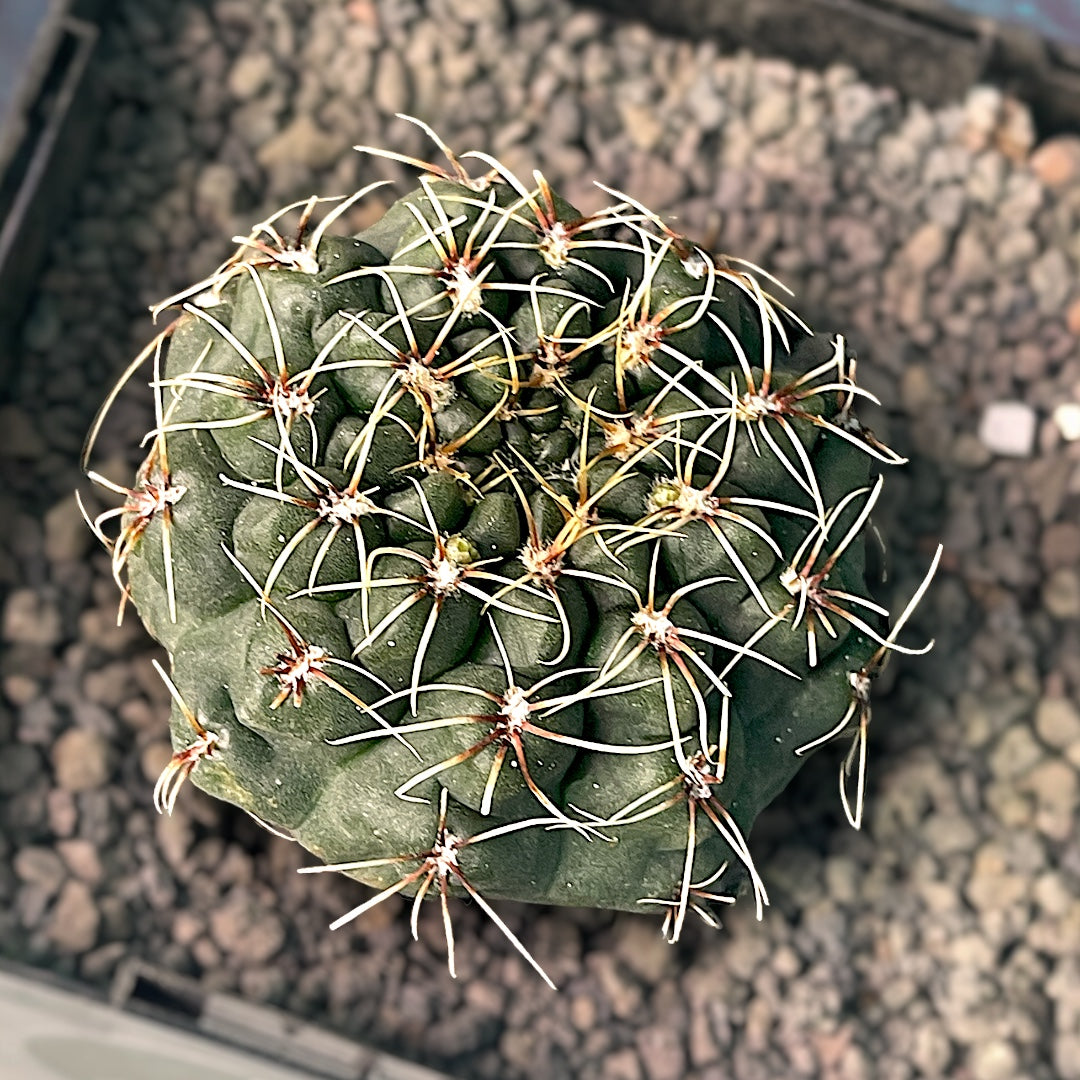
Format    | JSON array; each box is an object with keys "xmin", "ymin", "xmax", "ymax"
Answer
[{"xmin": 82, "ymin": 118, "xmax": 940, "ymax": 988}]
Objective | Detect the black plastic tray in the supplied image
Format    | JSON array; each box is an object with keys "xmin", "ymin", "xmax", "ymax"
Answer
[
  {"xmin": 584, "ymin": 0, "xmax": 1080, "ymax": 135},
  {"xmin": 0, "ymin": 3, "xmax": 99, "ymax": 363}
]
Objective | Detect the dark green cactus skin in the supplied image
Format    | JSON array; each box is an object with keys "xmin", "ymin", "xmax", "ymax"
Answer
[{"xmin": 92, "ymin": 141, "xmax": 930, "ymax": 966}]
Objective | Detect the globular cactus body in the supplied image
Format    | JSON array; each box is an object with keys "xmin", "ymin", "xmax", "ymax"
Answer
[{"xmin": 85, "ymin": 123, "xmax": 937, "ymax": 985}]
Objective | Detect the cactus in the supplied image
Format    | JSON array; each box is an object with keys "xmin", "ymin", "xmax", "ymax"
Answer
[{"xmin": 83, "ymin": 120, "xmax": 939, "ymax": 987}]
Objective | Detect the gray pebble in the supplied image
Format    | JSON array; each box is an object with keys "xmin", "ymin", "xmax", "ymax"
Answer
[
  {"xmin": 80, "ymin": 941, "xmax": 128, "ymax": 981},
  {"xmin": 1043, "ymin": 567, "xmax": 1080, "ymax": 619},
  {"xmin": 373, "ymin": 49, "xmax": 410, "ymax": 114},
  {"xmin": 1052, "ymin": 403, "xmax": 1080, "ymax": 442},
  {"xmin": 635, "ymin": 1024, "xmax": 687, "ymax": 1080},
  {"xmin": 978, "ymin": 401, "xmax": 1037, "ymax": 458},
  {"xmin": 45, "ymin": 495, "xmax": 94, "ymax": 565},
  {"xmin": 613, "ymin": 919, "xmax": 675, "ymax": 983},
  {"xmin": 256, "ymin": 112, "xmax": 339, "ymax": 171},
  {"xmin": 194, "ymin": 162, "xmax": 240, "ymax": 230},
  {"xmin": 910, "ymin": 1022, "xmax": 953, "ymax": 1076},
  {"xmin": 14, "ymin": 847, "xmax": 66, "ymax": 895},
  {"xmin": 22, "ymin": 296, "xmax": 63, "ymax": 352},
  {"xmin": 1018, "ymin": 759, "xmax": 1077, "ymax": 841},
  {"xmin": 1035, "ymin": 697, "xmax": 1080, "ymax": 750},
  {"xmin": 622, "ymin": 152, "xmax": 685, "ymax": 212},
  {"xmin": 968, "ymin": 1039, "xmax": 1020, "ymax": 1080},
  {"xmin": 209, "ymin": 887, "xmax": 287, "ymax": 963},
  {"xmin": 57, "ymin": 840, "xmax": 104, "ymax": 886},
  {"xmin": 962, "ymin": 85, "xmax": 1003, "ymax": 148},
  {"xmin": 896, "ymin": 222, "xmax": 949, "ymax": 274},
  {"xmin": 3, "ymin": 674, "xmax": 38, "ymax": 707},
  {"xmin": 950, "ymin": 432, "xmax": 992, "ymax": 470},
  {"xmin": 748, "ymin": 90, "xmax": 793, "ymax": 141},
  {"xmin": 924, "ymin": 182, "xmax": 966, "ymax": 229},
  {"xmin": 966, "ymin": 150, "xmax": 1005, "ymax": 206},
  {"xmin": 686, "ymin": 73, "xmax": 727, "ymax": 130},
  {"xmin": 994, "ymin": 227, "xmax": 1038, "ymax": 270},
  {"xmin": 1028, "ymin": 248, "xmax": 1072, "ymax": 315},
  {"xmin": 600, "ymin": 1047, "xmax": 644, "ymax": 1080},
  {"xmin": 232, "ymin": 91, "xmax": 288, "ymax": 151},
  {"xmin": 923, "ymin": 143, "xmax": 972, "ymax": 186},
  {"xmin": 46, "ymin": 789, "xmax": 77, "ymax": 838},
  {"xmin": 950, "ymin": 229, "xmax": 994, "ymax": 287},
  {"xmin": 155, "ymin": 807, "xmax": 194, "ymax": 868},
  {"xmin": 832, "ymin": 82, "xmax": 894, "ymax": 145},
  {"xmin": 454, "ymin": 0, "xmax": 504, "ymax": 24},
  {"xmin": 922, "ymin": 814, "xmax": 979, "ymax": 858},
  {"xmin": 0, "ymin": 743, "xmax": 44, "ymax": 795},
  {"xmin": 3, "ymin": 589, "xmax": 63, "ymax": 649},
  {"xmin": 227, "ymin": 50, "xmax": 276, "ymax": 101}
]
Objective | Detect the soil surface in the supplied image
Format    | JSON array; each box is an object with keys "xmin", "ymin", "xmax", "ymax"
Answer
[{"xmin": 1, "ymin": 1, "xmax": 1078, "ymax": 1078}]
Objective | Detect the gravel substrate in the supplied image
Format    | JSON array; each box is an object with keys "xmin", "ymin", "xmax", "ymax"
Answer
[{"xmin": 2, "ymin": 1, "xmax": 1080, "ymax": 1078}]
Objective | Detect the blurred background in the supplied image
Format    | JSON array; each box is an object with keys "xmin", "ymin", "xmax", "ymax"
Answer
[{"xmin": 1, "ymin": 1, "xmax": 1078, "ymax": 1078}]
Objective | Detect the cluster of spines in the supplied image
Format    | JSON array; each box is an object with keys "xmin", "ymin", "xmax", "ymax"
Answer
[{"xmin": 81, "ymin": 118, "xmax": 939, "ymax": 988}]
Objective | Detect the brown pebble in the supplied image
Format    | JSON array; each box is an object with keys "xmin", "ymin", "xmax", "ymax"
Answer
[
  {"xmin": 51, "ymin": 728, "xmax": 111, "ymax": 792},
  {"xmin": 14, "ymin": 847, "xmax": 66, "ymax": 894},
  {"xmin": 1040, "ymin": 522, "xmax": 1080, "ymax": 572},
  {"xmin": 57, "ymin": 839, "xmax": 104, "ymax": 886},
  {"xmin": 48, "ymin": 879, "xmax": 100, "ymax": 953},
  {"xmin": 1029, "ymin": 135, "xmax": 1080, "ymax": 190},
  {"xmin": 1067, "ymin": 297, "xmax": 1080, "ymax": 337}
]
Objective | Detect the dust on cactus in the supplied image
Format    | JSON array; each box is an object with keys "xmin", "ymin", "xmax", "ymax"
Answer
[{"xmin": 81, "ymin": 117, "xmax": 941, "ymax": 988}]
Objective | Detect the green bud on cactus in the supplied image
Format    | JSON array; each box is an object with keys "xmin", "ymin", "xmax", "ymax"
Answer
[{"xmin": 83, "ymin": 119, "xmax": 940, "ymax": 988}]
